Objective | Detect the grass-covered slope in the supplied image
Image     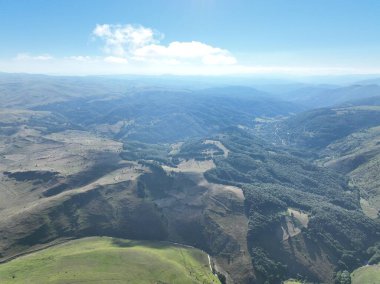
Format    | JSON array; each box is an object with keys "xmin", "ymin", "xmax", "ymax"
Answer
[
  {"xmin": 351, "ymin": 264, "xmax": 380, "ymax": 284},
  {"xmin": 0, "ymin": 237, "xmax": 220, "ymax": 284}
]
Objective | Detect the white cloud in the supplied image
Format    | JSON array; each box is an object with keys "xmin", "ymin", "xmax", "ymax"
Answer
[
  {"xmin": 66, "ymin": 55, "xmax": 92, "ymax": 62},
  {"xmin": 93, "ymin": 24, "xmax": 237, "ymax": 65},
  {"xmin": 2, "ymin": 55, "xmax": 380, "ymax": 76},
  {"xmin": 202, "ymin": 54, "xmax": 237, "ymax": 65},
  {"xmin": 104, "ymin": 56, "xmax": 128, "ymax": 64},
  {"xmin": 15, "ymin": 53, "xmax": 53, "ymax": 61},
  {"xmin": 93, "ymin": 24, "xmax": 157, "ymax": 57},
  {"xmin": 133, "ymin": 41, "xmax": 236, "ymax": 65},
  {"xmin": 4, "ymin": 24, "xmax": 378, "ymax": 76}
]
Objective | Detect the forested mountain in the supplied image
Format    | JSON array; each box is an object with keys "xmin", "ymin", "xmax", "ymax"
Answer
[
  {"xmin": 278, "ymin": 84, "xmax": 380, "ymax": 108},
  {"xmin": 0, "ymin": 74, "xmax": 379, "ymax": 284},
  {"xmin": 258, "ymin": 96, "xmax": 380, "ymax": 223}
]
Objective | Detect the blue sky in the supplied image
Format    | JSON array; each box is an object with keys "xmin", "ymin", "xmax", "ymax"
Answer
[{"xmin": 0, "ymin": 0, "xmax": 379, "ymax": 75}]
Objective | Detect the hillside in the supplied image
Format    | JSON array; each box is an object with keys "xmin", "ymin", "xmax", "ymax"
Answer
[
  {"xmin": 0, "ymin": 237, "xmax": 220, "ymax": 284},
  {"xmin": 318, "ymin": 126, "xmax": 380, "ymax": 219},
  {"xmin": 33, "ymin": 86, "xmax": 299, "ymax": 144},
  {"xmin": 201, "ymin": 129, "xmax": 379, "ymax": 283},
  {"xmin": 280, "ymin": 84, "xmax": 380, "ymax": 108},
  {"xmin": 0, "ymin": 74, "xmax": 137, "ymax": 109},
  {"xmin": 0, "ymin": 74, "xmax": 379, "ymax": 284},
  {"xmin": 263, "ymin": 100, "xmax": 380, "ymax": 220},
  {"xmin": 278, "ymin": 103, "xmax": 380, "ymax": 149},
  {"xmin": 351, "ymin": 264, "xmax": 380, "ymax": 284},
  {"xmin": 2, "ymin": 0, "xmax": 380, "ymax": 283}
]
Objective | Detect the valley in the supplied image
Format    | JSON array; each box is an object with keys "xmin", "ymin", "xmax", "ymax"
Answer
[{"xmin": 0, "ymin": 74, "xmax": 379, "ymax": 283}]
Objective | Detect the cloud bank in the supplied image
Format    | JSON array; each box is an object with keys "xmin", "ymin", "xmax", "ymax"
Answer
[
  {"xmin": 92, "ymin": 24, "xmax": 236, "ymax": 66},
  {"xmin": 15, "ymin": 53, "xmax": 54, "ymax": 61},
  {"xmin": 2, "ymin": 23, "xmax": 379, "ymax": 76}
]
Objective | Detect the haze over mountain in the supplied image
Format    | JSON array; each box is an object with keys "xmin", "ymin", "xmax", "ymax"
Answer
[{"xmin": 276, "ymin": 84, "xmax": 380, "ymax": 108}]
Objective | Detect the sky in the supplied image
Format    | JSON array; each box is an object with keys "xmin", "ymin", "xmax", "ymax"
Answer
[{"xmin": 0, "ymin": 0, "xmax": 379, "ymax": 76}]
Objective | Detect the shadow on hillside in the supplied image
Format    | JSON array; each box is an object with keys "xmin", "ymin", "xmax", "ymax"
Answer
[{"xmin": 111, "ymin": 238, "xmax": 173, "ymax": 250}]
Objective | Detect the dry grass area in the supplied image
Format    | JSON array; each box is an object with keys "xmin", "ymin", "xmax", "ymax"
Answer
[
  {"xmin": 360, "ymin": 198, "xmax": 378, "ymax": 219},
  {"xmin": 94, "ymin": 120, "xmax": 135, "ymax": 137},
  {"xmin": 0, "ymin": 123, "xmax": 149, "ymax": 263},
  {"xmin": 161, "ymin": 157, "xmax": 251, "ymax": 282},
  {"xmin": 281, "ymin": 221, "xmax": 302, "ymax": 241},
  {"xmin": 0, "ymin": 162, "xmax": 147, "ymax": 223},
  {"xmin": 0, "ymin": 109, "xmax": 51, "ymax": 124},
  {"xmin": 162, "ymin": 159, "xmax": 215, "ymax": 173},
  {"xmin": 0, "ymin": 126, "xmax": 148, "ymax": 225},
  {"xmin": 169, "ymin": 142, "xmax": 184, "ymax": 155},
  {"xmin": 284, "ymin": 280, "xmax": 303, "ymax": 284},
  {"xmin": 198, "ymin": 175, "xmax": 244, "ymax": 201},
  {"xmin": 280, "ymin": 208, "xmax": 309, "ymax": 241},
  {"xmin": 288, "ymin": 208, "xmax": 309, "ymax": 227},
  {"xmin": 1, "ymin": 130, "xmax": 122, "ymax": 176},
  {"xmin": 204, "ymin": 140, "xmax": 230, "ymax": 158},
  {"xmin": 162, "ymin": 157, "xmax": 243, "ymax": 201}
]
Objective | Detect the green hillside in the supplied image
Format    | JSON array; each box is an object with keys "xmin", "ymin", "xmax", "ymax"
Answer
[
  {"xmin": 351, "ymin": 264, "xmax": 380, "ymax": 284},
  {"xmin": 270, "ymin": 102, "xmax": 380, "ymax": 219},
  {"xmin": 201, "ymin": 129, "xmax": 379, "ymax": 283},
  {"xmin": 0, "ymin": 237, "xmax": 220, "ymax": 284},
  {"xmin": 319, "ymin": 126, "xmax": 380, "ymax": 219},
  {"xmin": 280, "ymin": 105, "xmax": 380, "ymax": 149}
]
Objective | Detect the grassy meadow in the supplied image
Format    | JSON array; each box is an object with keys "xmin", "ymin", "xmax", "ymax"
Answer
[
  {"xmin": 0, "ymin": 237, "xmax": 220, "ymax": 284},
  {"xmin": 351, "ymin": 264, "xmax": 380, "ymax": 284}
]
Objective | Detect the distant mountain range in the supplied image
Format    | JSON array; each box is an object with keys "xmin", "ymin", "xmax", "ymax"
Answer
[{"xmin": 277, "ymin": 84, "xmax": 380, "ymax": 108}]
